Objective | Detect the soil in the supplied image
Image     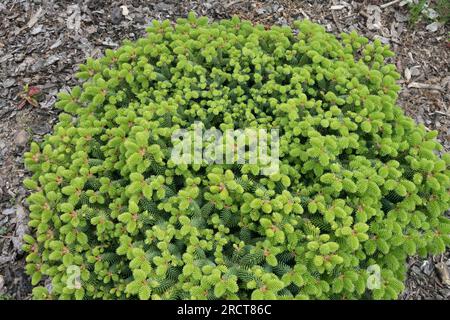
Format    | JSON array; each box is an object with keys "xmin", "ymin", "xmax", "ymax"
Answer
[{"xmin": 0, "ymin": 0, "xmax": 448, "ymax": 300}]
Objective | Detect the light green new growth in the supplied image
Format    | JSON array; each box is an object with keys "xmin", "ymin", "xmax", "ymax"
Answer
[{"xmin": 23, "ymin": 13, "xmax": 450, "ymax": 300}]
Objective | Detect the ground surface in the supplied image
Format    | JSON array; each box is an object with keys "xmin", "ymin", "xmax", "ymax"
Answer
[{"xmin": 0, "ymin": 0, "xmax": 448, "ymax": 299}]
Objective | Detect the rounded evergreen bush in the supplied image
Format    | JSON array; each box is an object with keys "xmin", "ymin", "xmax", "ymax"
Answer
[{"xmin": 23, "ymin": 14, "xmax": 450, "ymax": 300}]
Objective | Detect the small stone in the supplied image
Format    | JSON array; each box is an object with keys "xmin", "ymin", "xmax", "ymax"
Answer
[
  {"xmin": 15, "ymin": 130, "xmax": 29, "ymax": 148},
  {"xmin": 426, "ymin": 22, "xmax": 442, "ymax": 33},
  {"xmin": 2, "ymin": 78, "xmax": 15, "ymax": 88},
  {"xmin": 421, "ymin": 260, "xmax": 434, "ymax": 276},
  {"xmin": 435, "ymin": 262, "xmax": 450, "ymax": 286},
  {"xmin": 111, "ymin": 7, "xmax": 123, "ymax": 25},
  {"xmin": 120, "ymin": 5, "xmax": 129, "ymax": 16}
]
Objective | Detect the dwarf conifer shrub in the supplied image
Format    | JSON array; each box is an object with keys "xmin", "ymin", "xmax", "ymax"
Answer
[{"xmin": 23, "ymin": 14, "xmax": 450, "ymax": 300}]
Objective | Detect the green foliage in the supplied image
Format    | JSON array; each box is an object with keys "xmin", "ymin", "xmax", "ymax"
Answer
[
  {"xmin": 405, "ymin": 0, "xmax": 449, "ymax": 25},
  {"xmin": 23, "ymin": 13, "xmax": 450, "ymax": 300},
  {"xmin": 408, "ymin": 0, "xmax": 429, "ymax": 24},
  {"xmin": 0, "ymin": 294, "xmax": 11, "ymax": 300},
  {"xmin": 435, "ymin": 0, "xmax": 450, "ymax": 24}
]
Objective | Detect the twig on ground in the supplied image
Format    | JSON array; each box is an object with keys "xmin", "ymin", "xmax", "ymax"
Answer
[
  {"xmin": 408, "ymin": 82, "xmax": 444, "ymax": 91},
  {"xmin": 432, "ymin": 111, "xmax": 449, "ymax": 117},
  {"xmin": 331, "ymin": 10, "xmax": 342, "ymax": 32},
  {"xmin": 330, "ymin": 5, "xmax": 345, "ymax": 10},
  {"xmin": 298, "ymin": 8, "xmax": 309, "ymax": 20},
  {"xmin": 224, "ymin": 0, "xmax": 245, "ymax": 9},
  {"xmin": 380, "ymin": 0, "xmax": 402, "ymax": 9},
  {"xmin": 359, "ymin": 10, "xmax": 369, "ymax": 19}
]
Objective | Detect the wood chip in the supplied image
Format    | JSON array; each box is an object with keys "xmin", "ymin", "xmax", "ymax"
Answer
[
  {"xmin": 380, "ymin": 0, "xmax": 402, "ymax": 9},
  {"xmin": 331, "ymin": 5, "xmax": 345, "ymax": 10},
  {"xmin": 367, "ymin": 5, "xmax": 382, "ymax": 30},
  {"xmin": 432, "ymin": 111, "xmax": 449, "ymax": 117},
  {"xmin": 331, "ymin": 10, "xmax": 342, "ymax": 32},
  {"xmin": 67, "ymin": 5, "xmax": 81, "ymax": 32},
  {"xmin": 298, "ymin": 8, "xmax": 309, "ymax": 20},
  {"xmin": 27, "ymin": 7, "xmax": 43, "ymax": 29},
  {"xmin": 224, "ymin": 0, "xmax": 245, "ymax": 9},
  {"xmin": 404, "ymin": 67, "xmax": 411, "ymax": 82},
  {"xmin": 0, "ymin": 275, "xmax": 4, "ymax": 293},
  {"xmin": 14, "ymin": 7, "xmax": 43, "ymax": 36},
  {"xmin": 407, "ymin": 82, "xmax": 443, "ymax": 91}
]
